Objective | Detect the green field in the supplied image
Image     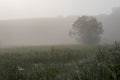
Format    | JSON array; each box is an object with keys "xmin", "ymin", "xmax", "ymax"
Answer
[{"xmin": 0, "ymin": 43, "xmax": 120, "ymax": 80}]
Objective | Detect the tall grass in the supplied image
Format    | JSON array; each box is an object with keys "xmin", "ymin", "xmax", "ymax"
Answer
[{"xmin": 0, "ymin": 43, "xmax": 119, "ymax": 80}]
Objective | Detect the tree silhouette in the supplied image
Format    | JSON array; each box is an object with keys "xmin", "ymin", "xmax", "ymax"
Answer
[{"xmin": 70, "ymin": 16, "xmax": 103, "ymax": 45}]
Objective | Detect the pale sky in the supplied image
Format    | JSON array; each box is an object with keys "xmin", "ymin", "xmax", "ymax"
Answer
[{"xmin": 0, "ymin": 0, "xmax": 120, "ymax": 19}]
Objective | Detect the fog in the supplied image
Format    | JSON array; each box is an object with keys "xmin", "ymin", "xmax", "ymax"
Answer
[
  {"xmin": 0, "ymin": 0, "xmax": 120, "ymax": 19},
  {"xmin": 0, "ymin": 0, "xmax": 120, "ymax": 46},
  {"xmin": 97, "ymin": 7, "xmax": 120, "ymax": 43},
  {"xmin": 0, "ymin": 17, "xmax": 77, "ymax": 46}
]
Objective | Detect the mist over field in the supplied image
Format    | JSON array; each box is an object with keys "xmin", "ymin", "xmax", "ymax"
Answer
[
  {"xmin": 97, "ymin": 7, "xmax": 120, "ymax": 43},
  {"xmin": 0, "ymin": 8, "xmax": 120, "ymax": 46},
  {"xmin": 0, "ymin": 17, "xmax": 76, "ymax": 46},
  {"xmin": 1, "ymin": 1, "xmax": 120, "ymax": 80},
  {"xmin": 0, "ymin": 0, "xmax": 120, "ymax": 46}
]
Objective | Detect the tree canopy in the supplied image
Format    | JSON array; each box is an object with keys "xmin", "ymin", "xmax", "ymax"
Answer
[{"xmin": 70, "ymin": 16, "xmax": 103, "ymax": 45}]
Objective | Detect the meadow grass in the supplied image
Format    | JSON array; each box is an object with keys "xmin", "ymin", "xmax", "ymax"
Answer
[{"xmin": 0, "ymin": 44, "xmax": 120, "ymax": 80}]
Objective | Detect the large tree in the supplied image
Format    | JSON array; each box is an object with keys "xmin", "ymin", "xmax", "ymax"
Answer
[{"xmin": 70, "ymin": 16, "xmax": 103, "ymax": 45}]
